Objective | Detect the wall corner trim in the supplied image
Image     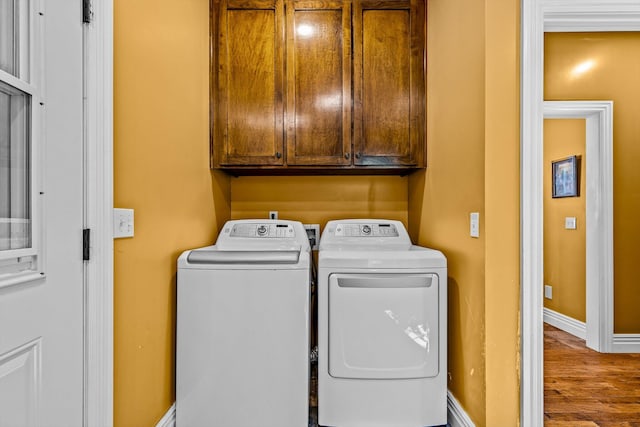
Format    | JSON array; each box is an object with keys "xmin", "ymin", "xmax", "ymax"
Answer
[
  {"xmin": 448, "ymin": 390, "xmax": 476, "ymax": 427},
  {"xmin": 84, "ymin": 0, "xmax": 114, "ymax": 425},
  {"xmin": 155, "ymin": 403, "xmax": 176, "ymax": 427},
  {"xmin": 543, "ymin": 308, "xmax": 587, "ymax": 340}
]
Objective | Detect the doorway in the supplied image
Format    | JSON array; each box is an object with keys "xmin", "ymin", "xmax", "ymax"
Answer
[
  {"xmin": 543, "ymin": 101, "xmax": 613, "ymax": 353},
  {"xmin": 521, "ymin": 2, "xmax": 640, "ymax": 426}
]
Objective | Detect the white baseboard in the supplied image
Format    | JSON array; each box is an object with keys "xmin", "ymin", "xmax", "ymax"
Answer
[
  {"xmin": 545, "ymin": 308, "xmax": 640, "ymax": 353},
  {"xmin": 612, "ymin": 334, "xmax": 640, "ymax": 353},
  {"xmin": 156, "ymin": 403, "xmax": 176, "ymax": 427},
  {"xmin": 160, "ymin": 395, "xmax": 474, "ymax": 427},
  {"xmin": 447, "ymin": 390, "xmax": 475, "ymax": 427},
  {"xmin": 543, "ymin": 308, "xmax": 586, "ymax": 340}
]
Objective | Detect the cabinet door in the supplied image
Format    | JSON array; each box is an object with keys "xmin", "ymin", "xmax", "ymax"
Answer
[
  {"xmin": 353, "ymin": 0, "xmax": 425, "ymax": 166},
  {"xmin": 285, "ymin": 0, "xmax": 352, "ymax": 166},
  {"xmin": 213, "ymin": 0, "xmax": 285, "ymax": 166}
]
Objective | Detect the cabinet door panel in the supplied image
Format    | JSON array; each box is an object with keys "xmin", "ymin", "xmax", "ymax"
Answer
[
  {"xmin": 214, "ymin": 0, "xmax": 285, "ymax": 166},
  {"xmin": 286, "ymin": 1, "xmax": 351, "ymax": 166},
  {"xmin": 353, "ymin": 0, "xmax": 425, "ymax": 167}
]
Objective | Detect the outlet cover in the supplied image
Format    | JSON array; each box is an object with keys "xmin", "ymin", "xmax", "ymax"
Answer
[
  {"xmin": 304, "ymin": 224, "xmax": 320, "ymax": 250},
  {"xmin": 565, "ymin": 217, "xmax": 577, "ymax": 230},
  {"xmin": 544, "ymin": 285, "xmax": 552, "ymax": 300},
  {"xmin": 113, "ymin": 208, "xmax": 134, "ymax": 238},
  {"xmin": 470, "ymin": 212, "xmax": 480, "ymax": 238}
]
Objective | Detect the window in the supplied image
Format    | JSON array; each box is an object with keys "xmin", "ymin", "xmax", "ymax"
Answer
[
  {"xmin": 0, "ymin": 0, "xmax": 17, "ymax": 75},
  {"xmin": 0, "ymin": 0, "xmax": 40, "ymax": 285},
  {"xmin": 0, "ymin": 81, "xmax": 31, "ymax": 251}
]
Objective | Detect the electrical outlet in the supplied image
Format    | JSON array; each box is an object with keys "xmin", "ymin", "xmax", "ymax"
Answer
[
  {"xmin": 544, "ymin": 285, "xmax": 552, "ymax": 300},
  {"xmin": 269, "ymin": 211, "xmax": 278, "ymax": 220},
  {"xmin": 304, "ymin": 224, "xmax": 320, "ymax": 250}
]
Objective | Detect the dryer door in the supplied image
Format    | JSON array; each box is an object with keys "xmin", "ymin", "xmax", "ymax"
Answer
[{"xmin": 328, "ymin": 273, "xmax": 439, "ymax": 379}]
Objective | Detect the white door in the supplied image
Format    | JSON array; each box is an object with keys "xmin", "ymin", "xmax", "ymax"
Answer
[{"xmin": 0, "ymin": 1, "xmax": 85, "ymax": 426}]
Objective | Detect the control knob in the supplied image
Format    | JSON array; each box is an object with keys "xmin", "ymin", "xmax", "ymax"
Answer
[
  {"xmin": 257, "ymin": 225, "xmax": 268, "ymax": 236},
  {"xmin": 362, "ymin": 225, "xmax": 371, "ymax": 235}
]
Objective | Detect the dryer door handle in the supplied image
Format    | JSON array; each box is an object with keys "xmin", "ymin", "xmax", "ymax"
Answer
[{"xmin": 336, "ymin": 275, "xmax": 433, "ymax": 289}]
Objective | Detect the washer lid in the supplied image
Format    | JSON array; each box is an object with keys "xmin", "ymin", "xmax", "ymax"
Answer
[
  {"xmin": 186, "ymin": 249, "xmax": 300, "ymax": 265},
  {"xmin": 178, "ymin": 219, "xmax": 311, "ymax": 269}
]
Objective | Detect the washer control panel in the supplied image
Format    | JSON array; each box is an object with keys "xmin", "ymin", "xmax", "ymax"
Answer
[
  {"xmin": 334, "ymin": 223, "xmax": 399, "ymax": 237},
  {"xmin": 229, "ymin": 222, "xmax": 295, "ymax": 238}
]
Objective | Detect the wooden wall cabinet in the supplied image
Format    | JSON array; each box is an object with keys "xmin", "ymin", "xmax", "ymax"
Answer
[{"xmin": 211, "ymin": 0, "xmax": 425, "ymax": 174}]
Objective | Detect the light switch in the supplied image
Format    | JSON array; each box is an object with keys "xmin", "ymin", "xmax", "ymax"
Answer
[
  {"xmin": 544, "ymin": 285, "xmax": 553, "ymax": 300},
  {"xmin": 565, "ymin": 217, "xmax": 577, "ymax": 230},
  {"xmin": 113, "ymin": 208, "xmax": 134, "ymax": 238},
  {"xmin": 470, "ymin": 212, "xmax": 480, "ymax": 238}
]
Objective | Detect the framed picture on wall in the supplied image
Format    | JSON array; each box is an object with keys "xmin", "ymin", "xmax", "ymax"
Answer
[{"xmin": 552, "ymin": 155, "xmax": 579, "ymax": 198}]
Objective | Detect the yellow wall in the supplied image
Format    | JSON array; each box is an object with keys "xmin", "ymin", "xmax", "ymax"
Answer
[
  {"xmin": 483, "ymin": 1, "xmax": 520, "ymax": 425},
  {"xmin": 409, "ymin": 0, "xmax": 520, "ymax": 425},
  {"xmin": 231, "ymin": 176, "xmax": 408, "ymax": 228},
  {"xmin": 545, "ymin": 32, "xmax": 640, "ymax": 333},
  {"xmin": 543, "ymin": 119, "xmax": 586, "ymax": 322},
  {"xmin": 113, "ymin": 0, "xmax": 231, "ymax": 425},
  {"xmin": 113, "ymin": 0, "xmax": 522, "ymax": 424}
]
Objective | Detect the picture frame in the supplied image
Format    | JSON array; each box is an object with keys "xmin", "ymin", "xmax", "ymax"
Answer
[{"xmin": 552, "ymin": 155, "xmax": 579, "ymax": 198}]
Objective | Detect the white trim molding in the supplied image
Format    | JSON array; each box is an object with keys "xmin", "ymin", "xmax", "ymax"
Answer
[
  {"xmin": 543, "ymin": 308, "xmax": 586, "ymax": 340},
  {"xmin": 155, "ymin": 403, "xmax": 176, "ymax": 427},
  {"xmin": 543, "ymin": 101, "xmax": 614, "ymax": 353},
  {"xmin": 448, "ymin": 391, "xmax": 476, "ymax": 427},
  {"xmin": 83, "ymin": 0, "xmax": 114, "ymax": 426},
  {"xmin": 612, "ymin": 335, "xmax": 640, "ymax": 353},
  {"xmin": 543, "ymin": 309, "xmax": 640, "ymax": 353},
  {"xmin": 521, "ymin": 1, "xmax": 640, "ymax": 427},
  {"xmin": 544, "ymin": 1, "xmax": 640, "ymax": 32}
]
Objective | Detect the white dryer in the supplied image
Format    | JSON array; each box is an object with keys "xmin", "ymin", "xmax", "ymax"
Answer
[
  {"xmin": 318, "ymin": 219, "xmax": 447, "ymax": 427},
  {"xmin": 176, "ymin": 219, "xmax": 311, "ymax": 427}
]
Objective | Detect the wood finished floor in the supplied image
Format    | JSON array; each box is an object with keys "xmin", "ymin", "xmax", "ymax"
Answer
[{"xmin": 544, "ymin": 323, "xmax": 640, "ymax": 426}]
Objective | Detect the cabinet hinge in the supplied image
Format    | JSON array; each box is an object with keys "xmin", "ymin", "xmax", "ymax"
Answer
[
  {"xmin": 83, "ymin": 229, "xmax": 91, "ymax": 261},
  {"xmin": 83, "ymin": 0, "xmax": 93, "ymax": 24}
]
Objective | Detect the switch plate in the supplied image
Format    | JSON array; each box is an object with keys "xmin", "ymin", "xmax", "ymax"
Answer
[
  {"xmin": 544, "ymin": 285, "xmax": 553, "ymax": 300},
  {"xmin": 565, "ymin": 217, "xmax": 577, "ymax": 230},
  {"xmin": 470, "ymin": 212, "xmax": 480, "ymax": 238},
  {"xmin": 304, "ymin": 224, "xmax": 320, "ymax": 250},
  {"xmin": 113, "ymin": 208, "xmax": 134, "ymax": 238}
]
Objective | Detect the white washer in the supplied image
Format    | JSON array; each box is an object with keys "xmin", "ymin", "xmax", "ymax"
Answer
[
  {"xmin": 318, "ymin": 219, "xmax": 447, "ymax": 427},
  {"xmin": 176, "ymin": 219, "xmax": 311, "ymax": 427}
]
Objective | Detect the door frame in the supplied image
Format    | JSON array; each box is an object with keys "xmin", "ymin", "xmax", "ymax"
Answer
[
  {"xmin": 83, "ymin": 0, "xmax": 114, "ymax": 425},
  {"xmin": 521, "ymin": 1, "xmax": 640, "ymax": 426},
  {"xmin": 543, "ymin": 101, "xmax": 613, "ymax": 352}
]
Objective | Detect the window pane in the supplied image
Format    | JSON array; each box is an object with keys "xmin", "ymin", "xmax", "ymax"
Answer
[
  {"xmin": 0, "ymin": 0, "xmax": 17, "ymax": 75},
  {"xmin": 0, "ymin": 80, "xmax": 31, "ymax": 251}
]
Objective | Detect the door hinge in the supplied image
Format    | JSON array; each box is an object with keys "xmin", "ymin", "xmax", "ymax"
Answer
[
  {"xmin": 83, "ymin": 0, "xmax": 93, "ymax": 23},
  {"xmin": 83, "ymin": 229, "xmax": 91, "ymax": 261}
]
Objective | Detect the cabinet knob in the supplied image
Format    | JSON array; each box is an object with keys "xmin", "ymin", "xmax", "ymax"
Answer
[
  {"xmin": 355, "ymin": 152, "xmax": 361, "ymax": 159},
  {"xmin": 275, "ymin": 152, "xmax": 282, "ymax": 159},
  {"xmin": 345, "ymin": 153, "xmax": 350, "ymax": 160}
]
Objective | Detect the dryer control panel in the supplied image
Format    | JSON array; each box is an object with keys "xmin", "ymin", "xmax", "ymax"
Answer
[
  {"xmin": 320, "ymin": 220, "xmax": 412, "ymax": 251},
  {"xmin": 334, "ymin": 223, "xmax": 399, "ymax": 237}
]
